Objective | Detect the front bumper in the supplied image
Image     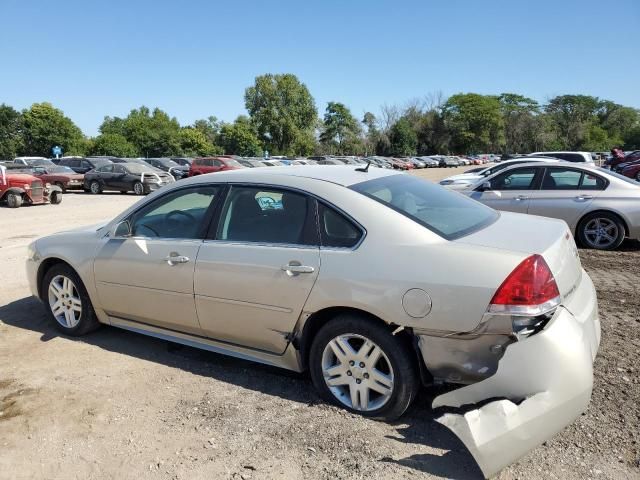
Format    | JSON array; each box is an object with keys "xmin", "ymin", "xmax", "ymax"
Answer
[{"xmin": 422, "ymin": 271, "xmax": 600, "ymax": 478}]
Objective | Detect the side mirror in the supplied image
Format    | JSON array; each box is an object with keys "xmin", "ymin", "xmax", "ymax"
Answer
[
  {"xmin": 111, "ymin": 220, "xmax": 131, "ymax": 238},
  {"xmin": 480, "ymin": 181, "xmax": 492, "ymax": 192}
]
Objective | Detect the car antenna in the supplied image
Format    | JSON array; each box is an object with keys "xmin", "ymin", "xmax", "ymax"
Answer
[{"xmin": 356, "ymin": 160, "xmax": 371, "ymax": 172}]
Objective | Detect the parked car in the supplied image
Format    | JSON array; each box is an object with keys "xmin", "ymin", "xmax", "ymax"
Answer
[
  {"xmin": 316, "ymin": 159, "xmax": 345, "ymax": 165},
  {"xmin": 189, "ymin": 157, "xmax": 245, "ymax": 176},
  {"xmin": 83, "ymin": 162, "xmax": 174, "ymax": 195},
  {"xmin": 28, "ymin": 165, "xmax": 600, "ymax": 478},
  {"xmin": 439, "ymin": 157, "xmax": 460, "ymax": 168},
  {"xmin": 238, "ymin": 159, "xmax": 266, "ymax": 168},
  {"xmin": 408, "ymin": 158, "xmax": 427, "ymax": 169},
  {"xmin": 0, "ymin": 165, "xmax": 62, "ymax": 207},
  {"xmin": 610, "ymin": 150, "xmax": 640, "ymax": 172},
  {"xmin": 439, "ymin": 157, "xmax": 559, "ymax": 189},
  {"xmin": 58, "ymin": 157, "xmax": 113, "ymax": 174},
  {"xmin": 171, "ymin": 157, "xmax": 194, "ymax": 167},
  {"xmin": 466, "ymin": 162, "xmax": 640, "ymax": 250},
  {"xmin": 13, "ymin": 156, "xmax": 55, "ymax": 167},
  {"xmin": 28, "ymin": 165, "xmax": 85, "ymax": 192},
  {"xmin": 528, "ymin": 151, "xmax": 594, "ymax": 164},
  {"xmin": 390, "ymin": 158, "xmax": 414, "ymax": 170},
  {"xmin": 144, "ymin": 158, "xmax": 189, "ymax": 180},
  {"xmin": 620, "ymin": 161, "xmax": 640, "ymax": 181},
  {"xmin": 417, "ymin": 156, "xmax": 440, "ymax": 168}
]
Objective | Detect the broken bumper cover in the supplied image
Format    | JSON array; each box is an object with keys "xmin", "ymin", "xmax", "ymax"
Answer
[{"xmin": 428, "ymin": 271, "xmax": 600, "ymax": 478}]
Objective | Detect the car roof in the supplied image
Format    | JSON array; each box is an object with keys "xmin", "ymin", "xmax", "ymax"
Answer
[{"xmin": 184, "ymin": 165, "xmax": 402, "ymax": 187}]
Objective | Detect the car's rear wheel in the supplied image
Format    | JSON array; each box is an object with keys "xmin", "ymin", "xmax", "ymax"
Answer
[
  {"xmin": 133, "ymin": 181, "xmax": 145, "ymax": 195},
  {"xmin": 54, "ymin": 181, "xmax": 66, "ymax": 193},
  {"xmin": 42, "ymin": 264, "xmax": 100, "ymax": 336},
  {"xmin": 89, "ymin": 181, "xmax": 102, "ymax": 194},
  {"xmin": 309, "ymin": 314, "xmax": 419, "ymax": 420},
  {"xmin": 50, "ymin": 191, "xmax": 62, "ymax": 205},
  {"xmin": 578, "ymin": 212, "xmax": 626, "ymax": 250},
  {"xmin": 6, "ymin": 193, "xmax": 23, "ymax": 208}
]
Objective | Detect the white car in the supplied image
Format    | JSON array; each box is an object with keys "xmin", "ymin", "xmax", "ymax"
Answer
[
  {"xmin": 529, "ymin": 151, "xmax": 595, "ymax": 164},
  {"xmin": 26, "ymin": 166, "xmax": 600, "ymax": 477},
  {"xmin": 439, "ymin": 157, "xmax": 559, "ymax": 189}
]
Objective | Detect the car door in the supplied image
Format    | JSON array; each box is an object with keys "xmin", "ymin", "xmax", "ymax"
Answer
[
  {"xmin": 110, "ymin": 164, "xmax": 129, "ymax": 190},
  {"xmin": 528, "ymin": 167, "xmax": 603, "ymax": 227},
  {"xmin": 469, "ymin": 166, "xmax": 541, "ymax": 213},
  {"xmin": 194, "ymin": 185, "xmax": 320, "ymax": 354},
  {"xmin": 93, "ymin": 185, "xmax": 221, "ymax": 334}
]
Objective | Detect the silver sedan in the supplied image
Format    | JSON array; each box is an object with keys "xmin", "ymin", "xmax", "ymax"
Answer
[
  {"xmin": 464, "ymin": 162, "xmax": 640, "ymax": 250},
  {"xmin": 26, "ymin": 166, "xmax": 600, "ymax": 477}
]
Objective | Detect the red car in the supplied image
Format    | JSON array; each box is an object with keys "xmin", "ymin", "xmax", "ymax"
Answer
[
  {"xmin": 188, "ymin": 156, "xmax": 245, "ymax": 176},
  {"xmin": 390, "ymin": 158, "xmax": 414, "ymax": 170},
  {"xmin": 620, "ymin": 162, "xmax": 640, "ymax": 181},
  {"xmin": 29, "ymin": 165, "xmax": 85, "ymax": 192},
  {"xmin": 608, "ymin": 150, "xmax": 640, "ymax": 170},
  {"xmin": 0, "ymin": 166, "xmax": 62, "ymax": 208}
]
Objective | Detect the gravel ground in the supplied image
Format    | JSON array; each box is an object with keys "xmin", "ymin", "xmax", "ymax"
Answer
[{"xmin": 0, "ymin": 167, "xmax": 638, "ymax": 480}]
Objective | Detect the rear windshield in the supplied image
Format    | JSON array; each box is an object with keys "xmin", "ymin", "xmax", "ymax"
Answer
[{"xmin": 351, "ymin": 174, "xmax": 498, "ymax": 240}]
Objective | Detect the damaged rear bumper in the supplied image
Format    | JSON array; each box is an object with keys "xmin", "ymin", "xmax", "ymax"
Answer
[{"xmin": 423, "ymin": 271, "xmax": 600, "ymax": 478}]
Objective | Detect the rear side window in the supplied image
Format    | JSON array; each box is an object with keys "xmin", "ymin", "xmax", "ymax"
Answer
[
  {"xmin": 542, "ymin": 168, "xmax": 607, "ymax": 190},
  {"xmin": 351, "ymin": 174, "xmax": 498, "ymax": 240},
  {"xmin": 318, "ymin": 203, "xmax": 362, "ymax": 248}
]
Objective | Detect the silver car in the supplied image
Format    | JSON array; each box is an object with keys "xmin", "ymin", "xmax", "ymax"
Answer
[
  {"xmin": 26, "ymin": 166, "xmax": 600, "ymax": 477},
  {"xmin": 467, "ymin": 162, "xmax": 640, "ymax": 250}
]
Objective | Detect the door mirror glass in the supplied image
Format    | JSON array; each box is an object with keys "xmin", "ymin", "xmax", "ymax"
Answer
[
  {"xmin": 112, "ymin": 221, "xmax": 131, "ymax": 238},
  {"xmin": 480, "ymin": 181, "xmax": 492, "ymax": 191}
]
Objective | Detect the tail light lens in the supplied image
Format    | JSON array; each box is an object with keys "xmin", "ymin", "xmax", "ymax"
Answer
[{"xmin": 488, "ymin": 255, "xmax": 561, "ymax": 336}]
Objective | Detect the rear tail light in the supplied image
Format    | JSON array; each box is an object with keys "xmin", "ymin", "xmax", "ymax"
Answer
[{"xmin": 488, "ymin": 254, "xmax": 561, "ymax": 337}]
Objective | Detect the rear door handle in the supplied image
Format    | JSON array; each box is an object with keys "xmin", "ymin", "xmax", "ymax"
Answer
[
  {"xmin": 515, "ymin": 195, "xmax": 529, "ymax": 201},
  {"xmin": 282, "ymin": 263, "xmax": 315, "ymax": 275},
  {"xmin": 165, "ymin": 253, "xmax": 190, "ymax": 266},
  {"xmin": 575, "ymin": 195, "xmax": 593, "ymax": 201}
]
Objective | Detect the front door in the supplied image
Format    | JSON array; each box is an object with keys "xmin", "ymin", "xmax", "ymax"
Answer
[
  {"xmin": 194, "ymin": 185, "xmax": 320, "ymax": 354},
  {"xmin": 93, "ymin": 185, "xmax": 221, "ymax": 334},
  {"xmin": 469, "ymin": 166, "xmax": 540, "ymax": 214}
]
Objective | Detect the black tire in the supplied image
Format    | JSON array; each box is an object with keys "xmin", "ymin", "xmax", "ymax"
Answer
[
  {"xmin": 50, "ymin": 191, "xmax": 62, "ymax": 205},
  {"xmin": 577, "ymin": 211, "xmax": 626, "ymax": 251},
  {"xmin": 54, "ymin": 181, "xmax": 66, "ymax": 193},
  {"xmin": 309, "ymin": 314, "xmax": 419, "ymax": 421},
  {"xmin": 133, "ymin": 181, "xmax": 145, "ymax": 195},
  {"xmin": 6, "ymin": 193, "xmax": 22, "ymax": 208},
  {"xmin": 89, "ymin": 180, "xmax": 102, "ymax": 194},
  {"xmin": 41, "ymin": 263, "xmax": 100, "ymax": 336}
]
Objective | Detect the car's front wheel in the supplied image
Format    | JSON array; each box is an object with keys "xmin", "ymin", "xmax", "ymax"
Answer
[
  {"xmin": 309, "ymin": 314, "xmax": 419, "ymax": 420},
  {"xmin": 89, "ymin": 181, "xmax": 102, "ymax": 194},
  {"xmin": 133, "ymin": 181, "xmax": 145, "ymax": 195},
  {"xmin": 42, "ymin": 264, "xmax": 100, "ymax": 336},
  {"xmin": 6, "ymin": 192, "xmax": 23, "ymax": 208},
  {"xmin": 50, "ymin": 191, "xmax": 62, "ymax": 204}
]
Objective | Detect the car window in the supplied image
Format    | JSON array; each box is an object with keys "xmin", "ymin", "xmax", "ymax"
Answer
[
  {"xmin": 491, "ymin": 167, "xmax": 538, "ymax": 190},
  {"xmin": 541, "ymin": 168, "xmax": 581, "ymax": 190},
  {"xmin": 113, "ymin": 164, "xmax": 125, "ymax": 174},
  {"xmin": 580, "ymin": 172, "xmax": 607, "ymax": 190},
  {"xmin": 130, "ymin": 186, "xmax": 220, "ymax": 239},
  {"xmin": 70, "ymin": 159, "xmax": 81, "ymax": 168},
  {"xmin": 213, "ymin": 160, "xmax": 224, "ymax": 167},
  {"xmin": 217, "ymin": 186, "xmax": 315, "ymax": 245},
  {"xmin": 318, "ymin": 203, "xmax": 362, "ymax": 248},
  {"xmin": 98, "ymin": 165, "xmax": 113, "ymax": 173},
  {"xmin": 351, "ymin": 174, "xmax": 498, "ymax": 240}
]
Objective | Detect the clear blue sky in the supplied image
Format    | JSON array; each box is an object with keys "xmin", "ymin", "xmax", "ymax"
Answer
[{"xmin": 1, "ymin": 0, "xmax": 638, "ymax": 136}]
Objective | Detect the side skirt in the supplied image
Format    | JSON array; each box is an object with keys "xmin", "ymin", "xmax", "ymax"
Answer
[{"xmin": 108, "ymin": 316, "xmax": 304, "ymax": 373}]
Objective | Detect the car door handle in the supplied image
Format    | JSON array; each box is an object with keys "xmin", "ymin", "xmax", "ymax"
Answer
[
  {"xmin": 165, "ymin": 253, "xmax": 190, "ymax": 266},
  {"xmin": 575, "ymin": 195, "xmax": 594, "ymax": 201},
  {"xmin": 281, "ymin": 263, "xmax": 315, "ymax": 275},
  {"xmin": 515, "ymin": 195, "xmax": 529, "ymax": 201}
]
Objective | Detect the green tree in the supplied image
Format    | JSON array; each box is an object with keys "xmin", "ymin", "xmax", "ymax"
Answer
[
  {"xmin": 443, "ymin": 93, "xmax": 504, "ymax": 153},
  {"xmin": 179, "ymin": 128, "xmax": 220, "ymax": 156},
  {"xmin": 90, "ymin": 133, "xmax": 139, "ymax": 157},
  {"xmin": 21, "ymin": 102, "xmax": 86, "ymax": 156},
  {"xmin": 0, "ymin": 104, "xmax": 23, "ymax": 159},
  {"xmin": 498, "ymin": 93, "xmax": 540, "ymax": 154},
  {"xmin": 218, "ymin": 118, "xmax": 263, "ymax": 156},
  {"xmin": 544, "ymin": 95, "xmax": 601, "ymax": 150},
  {"xmin": 244, "ymin": 73, "xmax": 317, "ymax": 155},
  {"xmin": 624, "ymin": 125, "xmax": 640, "ymax": 150},
  {"xmin": 193, "ymin": 116, "xmax": 222, "ymax": 146},
  {"xmin": 582, "ymin": 124, "xmax": 619, "ymax": 152},
  {"xmin": 388, "ymin": 118, "xmax": 417, "ymax": 156},
  {"xmin": 319, "ymin": 102, "xmax": 362, "ymax": 154}
]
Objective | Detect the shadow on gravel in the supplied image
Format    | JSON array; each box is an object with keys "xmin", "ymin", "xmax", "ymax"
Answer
[{"xmin": 1, "ymin": 296, "xmax": 483, "ymax": 479}]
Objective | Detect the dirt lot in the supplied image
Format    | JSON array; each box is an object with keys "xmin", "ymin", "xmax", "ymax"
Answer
[{"xmin": 1, "ymin": 167, "xmax": 638, "ymax": 480}]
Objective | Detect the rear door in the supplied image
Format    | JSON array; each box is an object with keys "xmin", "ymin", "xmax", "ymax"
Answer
[
  {"xmin": 528, "ymin": 167, "xmax": 604, "ymax": 227},
  {"xmin": 470, "ymin": 166, "xmax": 541, "ymax": 214},
  {"xmin": 194, "ymin": 185, "xmax": 320, "ymax": 353}
]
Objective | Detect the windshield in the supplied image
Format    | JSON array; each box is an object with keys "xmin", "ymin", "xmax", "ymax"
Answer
[
  {"xmin": 351, "ymin": 174, "xmax": 499, "ymax": 240},
  {"xmin": 49, "ymin": 166, "xmax": 75, "ymax": 173},
  {"xmin": 226, "ymin": 159, "xmax": 243, "ymax": 167},
  {"xmin": 125, "ymin": 164, "xmax": 153, "ymax": 174},
  {"xmin": 91, "ymin": 159, "xmax": 112, "ymax": 168}
]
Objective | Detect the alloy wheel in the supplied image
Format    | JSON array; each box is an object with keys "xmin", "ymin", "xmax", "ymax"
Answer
[
  {"xmin": 134, "ymin": 182, "xmax": 144, "ymax": 195},
  {"xmin": 90, "ymin": 181, "xmax": 100, "ymax": 194},
  {"xmin": 583, "ymin": 217, "xmax": 619, "ymax": 249},
  {"xmin": 321, "ymin": 333, "xmax": 394, "ymax": 412},
  {"xmin": 48, "ymin": 275, "xmax": 82, "ymax": 328}
]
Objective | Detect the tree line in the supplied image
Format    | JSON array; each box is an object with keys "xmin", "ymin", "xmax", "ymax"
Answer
[{"xmin": 1, "ymin": 73, "xmax": 639, "ymax": 159}]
